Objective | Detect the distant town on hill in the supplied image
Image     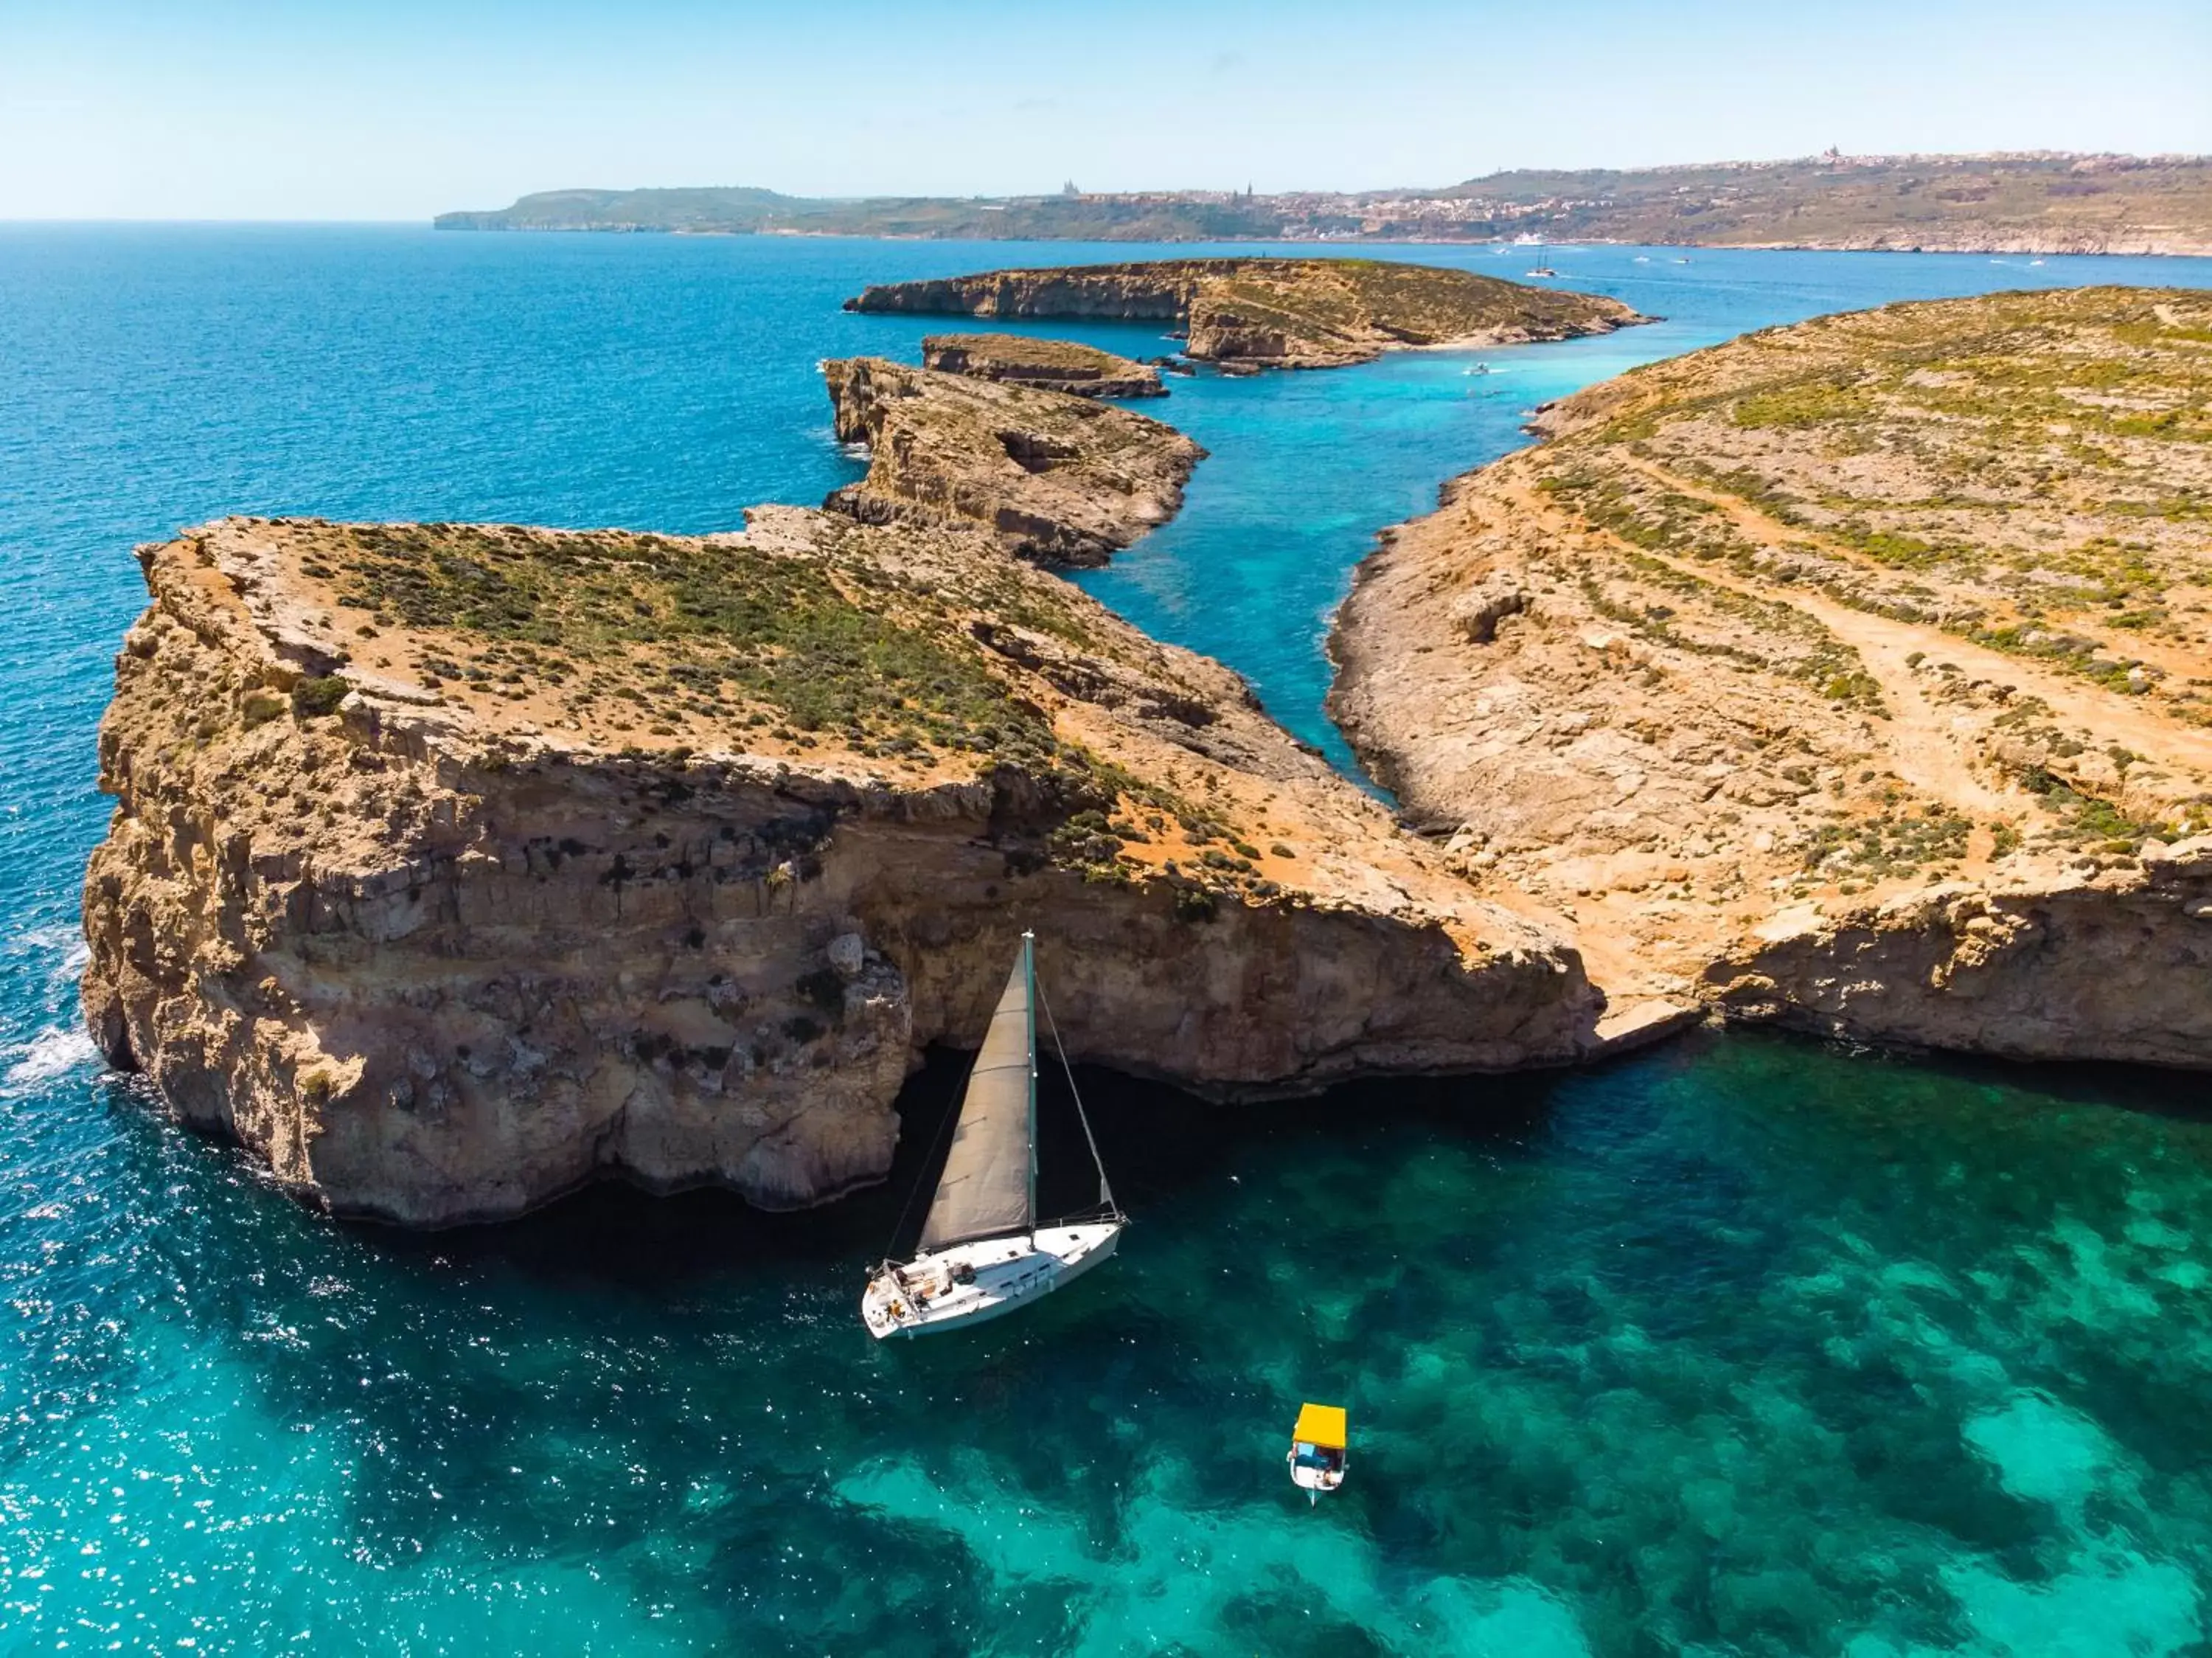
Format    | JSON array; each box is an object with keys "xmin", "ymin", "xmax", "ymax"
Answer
[{"xmin": 436, "ymin": 153, "xmax": 2212, "ymax": 256}]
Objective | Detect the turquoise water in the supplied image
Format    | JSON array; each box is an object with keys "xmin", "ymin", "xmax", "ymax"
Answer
[{"xmin": 3, "ymin": 227, "xmax": 2211, "ymax": 1653}]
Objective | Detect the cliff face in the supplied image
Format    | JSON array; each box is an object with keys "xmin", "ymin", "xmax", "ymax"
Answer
[
  {"xmin": 821, "ymin": 357, "xmax": 1203, "ymax": 566},
  {"xmin": 1713, "ymin": 850, "xmax": 2212, "ymax": 1065},
  {"xmin": 1330, "ymin": 287, "xmax": 2212, "ymax": 1068},
  {"xmin": 847, "ymin": 259, "xmax": 1649, "ymax": 370},
  {"xmin": 922, "ymin": 333, "xmax": 1164, "ymax": 398},
  {"xmin": 84, "ymin": 512, "xmax": 1601, "ymax": 1227},
  {"xmin": 849, "ymin": 265, "xmax": 1197, "ymax": 324}
]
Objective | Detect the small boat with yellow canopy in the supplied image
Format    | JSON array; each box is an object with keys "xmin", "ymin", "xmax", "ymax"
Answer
[{"xmin": 1287, "ymin": 1403, "xmax": 1347, "ymax": 1503}]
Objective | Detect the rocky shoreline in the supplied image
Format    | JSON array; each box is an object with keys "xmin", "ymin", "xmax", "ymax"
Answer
[{"xmin": 1331, "ymin": 286, "xmax": 2212, "ymax": 1069}]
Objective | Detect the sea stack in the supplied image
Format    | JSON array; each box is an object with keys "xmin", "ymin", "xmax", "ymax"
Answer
[
  {"xmin": 921, "ymin": 333, "xmax": 1166, "ymax": 398},
  {"xmin": 821, "ymin": 357, "xmax": 1203, "ymax": 566}
]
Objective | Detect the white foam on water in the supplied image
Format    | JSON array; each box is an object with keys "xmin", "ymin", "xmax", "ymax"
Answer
[
  {"xmin": 7, "ymin": 920, "xmax": 90, "ymax": 999},
  {"xmin": 13, "ymin": 923, "xmax": 81, "ymax": 956},
  {"xmin": 1, "ymin": 1024, "xmax": 99, "ymax": 1097}
]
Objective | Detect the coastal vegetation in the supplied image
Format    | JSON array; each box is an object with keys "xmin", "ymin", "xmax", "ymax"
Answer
[
  {"xmin": 1547, "ymin": 286, "xmax": 2212, "ymax": 719},
  {"xmin": 323, "ymin": 518, "xmax": 1071, "ymax": 765},
  {"xmin": 259, "ymin": 506, "xmax": 1516, "ymax": 923}
]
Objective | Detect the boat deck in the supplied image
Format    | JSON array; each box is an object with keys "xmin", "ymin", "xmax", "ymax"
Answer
[{"xmin": 862, "ymin": 1223, "xmax": 1119, "ymax": 1339}]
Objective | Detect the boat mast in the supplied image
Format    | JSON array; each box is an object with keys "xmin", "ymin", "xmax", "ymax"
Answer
[{"xmin": 1023, "ymin": 930, "xmax": 1038, "ymax": 1236}]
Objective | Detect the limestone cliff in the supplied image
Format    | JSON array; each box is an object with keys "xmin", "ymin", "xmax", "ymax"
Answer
[
  {"xmin": 846, "ymin": 258, "xmax": 1649, "ymax": 370},
  {"xmin": 84, "ymin": 511, "xmax": 1601, "ymax": 1227},
  {"xmin": 821, "ymin": 357, "xmax": 1203, "ymax": 567},
  {"xmin": 922, "ymin": 333, "xmax": 1164, "ymax": 398},
  {"xmin": 1330, "ymin": 286, "xmax": 2212, "ymax": 1067},
  {"xmin": 1713, "ymin": 850, "xmax": 2212, "ymax": 1065}
]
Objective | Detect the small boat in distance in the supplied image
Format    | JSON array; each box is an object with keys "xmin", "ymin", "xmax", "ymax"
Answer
[
  {"xmin": 1525, "ymin": 266, "xmax": 1559, "ymax": 278},
  {"xmin": 1288, "ymin": 1402, "xmax": 1348, "ymax": 1503},
  {"xmin": 861, "ymin": 933, "xmax": 1124, "ymax": 1339}
]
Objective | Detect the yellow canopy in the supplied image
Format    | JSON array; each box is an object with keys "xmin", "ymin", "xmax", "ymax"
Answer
[{"xmin": 1293, "ymin": 1403, "xmax": 1347, "ymax": 1450}]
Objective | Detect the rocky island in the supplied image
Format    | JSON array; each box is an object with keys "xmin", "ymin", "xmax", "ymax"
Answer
[
  {"xmin": 1331, "ymin": 285, "xmax": 2212, "ymax": 1067},
  {"xmin": 846, "ymin": 258, "xmax": 1649, "ymax": 370},
  {"xmin": 82, "ymin": 510, "xmax": 1604, "ymax": 1227},
  {"xmin": 921, "ymin": 333, "xmax": 1164, "ymax": 398},
  {"xmin": 821, "ymin": 356, "xmax": 1203, "ymax": 566}
]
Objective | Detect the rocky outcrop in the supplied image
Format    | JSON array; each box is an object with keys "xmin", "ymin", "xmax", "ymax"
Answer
[
  {"xmin": 922, "ymin": 333, "xmax": 1164, "ymax": 398},
  {"xmin": 1708, "ymin": 850, "xmax": 2212, "ymax": 1065},
  {"xmin": 83, "ymin": 512, "xmax": 1602, "ymax": 1227},
  {"xmin": 821, "ymin": 357, "xmax": 1203, "ymax": 566},
  {"xmin": 847, "ymin": 259, "xmax": 1649, "ymax": 370},
  {"xmin": 1331, "ymin": 287, "xmax": 2212, "ymax": 1068}
]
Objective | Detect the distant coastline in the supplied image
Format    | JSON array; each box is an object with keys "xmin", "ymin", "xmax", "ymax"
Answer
[{"xmin": 434, "ymin": 153, "xmax": 2212, "ymax": 259}]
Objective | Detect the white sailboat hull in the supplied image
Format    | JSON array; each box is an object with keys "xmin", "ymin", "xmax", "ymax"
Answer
[{"xmin": 861, "ymin": 1221, "xmax": 1121, "ymax": 1340}]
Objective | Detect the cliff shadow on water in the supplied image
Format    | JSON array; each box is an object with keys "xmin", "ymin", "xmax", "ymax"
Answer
[
  {"xmin": 338, "ymin": 1047, "xmax": 1565, "ymax": 1277},
  {"xmin": 323, "ymin": 1020, "xmax": 2212, "ymax": 1285}
]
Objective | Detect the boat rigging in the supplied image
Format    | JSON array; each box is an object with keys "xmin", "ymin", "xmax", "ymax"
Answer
[{"xmin": 861, "ymin": 933, "xmax": 1124, "ymax": 1339}]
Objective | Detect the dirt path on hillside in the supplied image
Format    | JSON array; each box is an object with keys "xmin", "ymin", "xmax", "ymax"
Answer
[{"xmin": 1610, "ymin": 457, "xmax": 2212, "ymax": 783}]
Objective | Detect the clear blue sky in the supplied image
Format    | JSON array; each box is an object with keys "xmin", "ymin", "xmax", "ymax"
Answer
[{"xmin": 4, "ymin": 0, "xmax": 2208, "ymax": 219}]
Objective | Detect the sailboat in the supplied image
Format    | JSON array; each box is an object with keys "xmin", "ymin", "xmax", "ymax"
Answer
[{"xmin": 860, "ymin": 933, "xmax": 1124, "ymax": 1339}]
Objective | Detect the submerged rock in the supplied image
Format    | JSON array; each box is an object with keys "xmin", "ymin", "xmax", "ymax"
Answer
[
  {"xmin": 83, "ymin": 511, "xmax": 1601, "ymax": 1227},
  {"xmin": 821, "ymin": 356, "xmax": 1204, "ymax": 567},
  {"xmin": 922, "ymin": 333, "xmax": 1164, "ymax": 398},
  {"xmin": 846, "ymin": 258, "xmax": 1649, "ymax": 371}
]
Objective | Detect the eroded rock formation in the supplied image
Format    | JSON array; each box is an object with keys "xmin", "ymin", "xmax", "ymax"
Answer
[
  {"xmin": 847, "ymin": 258, "xmax": 1649, "ymax": 370},
  {"xmin": 822, "ymin": 357, "xmax": 1203, "ymax": 566},
  {"xmin": 84, "ymin": 511, "xmax": 1601, "ymax": 1226},
  {"xmin": 922, "ymin": 333, "xmax": 1164, "ymax": 398},
  {"xmin": 1330, "ymin": 286, "xmax": 2212, "ymax": 1066}
]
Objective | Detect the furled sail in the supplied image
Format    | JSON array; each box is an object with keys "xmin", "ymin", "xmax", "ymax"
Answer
[{"xmin": 918, "ymin": 942, "xmax": 1036, "ymax": 1252}]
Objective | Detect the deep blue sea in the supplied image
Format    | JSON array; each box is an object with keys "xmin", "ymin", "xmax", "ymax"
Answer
[{"xmin": 4, "ymin": 227, "xmax": 2211, "ymax": 1655}]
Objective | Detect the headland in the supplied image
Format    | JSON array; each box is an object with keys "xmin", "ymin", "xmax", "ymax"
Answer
[{"xmin": 1332, "ymin": 285, "xmax": 2212, "ymax": 1065}]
